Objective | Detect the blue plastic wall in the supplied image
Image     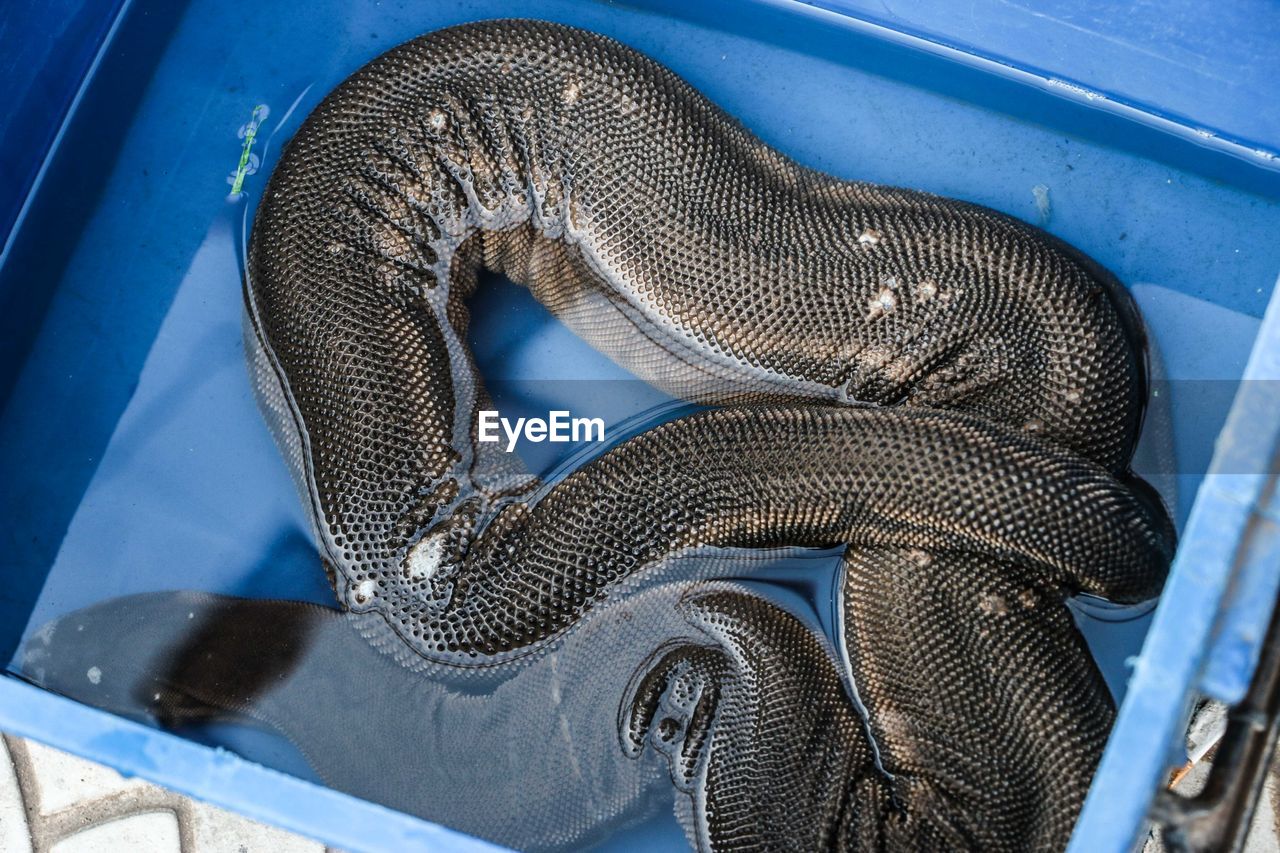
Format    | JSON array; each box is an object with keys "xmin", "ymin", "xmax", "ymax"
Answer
[
  {"xmin": 803, "ymin": 0, "xmax": 1280, "ymax": 166},
  {"xmin": 0, "ymin": 0, "xmax": 125, "ymax": 250},
  {"xmin": 1, "ymin": 1, "xmax": 1278, "ymax": 851},
  {"xmin": 0, "ymin": 0, "xmax": 130, "ymax": 409},
  {"xmin": 1076, "ymin": 272, "xmax": 1280, "ymax": 851}
]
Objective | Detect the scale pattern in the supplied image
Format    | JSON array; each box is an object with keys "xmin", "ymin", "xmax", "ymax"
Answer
[
  {"xmin": 839, "ymin": 548, "xmax": 1118, "ymax": 849},
  {"xmin": 245, "ymin": 18, "xmax": 1172, "ymax": 850}
]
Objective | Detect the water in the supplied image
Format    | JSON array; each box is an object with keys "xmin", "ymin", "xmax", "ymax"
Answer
[{"xmin": 1, "ymin": 0, "xmax": 1279, "ymax": 849}]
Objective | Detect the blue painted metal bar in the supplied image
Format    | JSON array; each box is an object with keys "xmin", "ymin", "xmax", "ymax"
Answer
[
  {"xmin": 1071, "ymin": 273, "xmax": 1280, "ymax": 852},
  {"xmin": 1198, "ymin": 340, "xmax": 1280, "ymax": 704},
  {"xmin": 0, "ymin": 676, "xmax": 505, "ymax": 852}
]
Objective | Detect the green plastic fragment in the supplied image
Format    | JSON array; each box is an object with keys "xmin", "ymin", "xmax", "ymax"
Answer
[{"xmin": 230, "ymin": 104, "xmax": 269, "ymax": 196}]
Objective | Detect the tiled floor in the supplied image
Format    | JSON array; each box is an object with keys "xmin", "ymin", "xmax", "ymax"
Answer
[{"xmin": 0, "ymin": 735, "xmax": 331, "ymax": 853}]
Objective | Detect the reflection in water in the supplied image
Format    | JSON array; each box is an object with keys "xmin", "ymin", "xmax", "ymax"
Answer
[{"xmin": 21, "ymin": 543, "xmax": 1118, "ymax": 851}]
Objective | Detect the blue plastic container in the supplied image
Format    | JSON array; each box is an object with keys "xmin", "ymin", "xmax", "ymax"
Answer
[{"xmin": 1, "ymin": 1, "xmax": 1278, "ymax": 849}]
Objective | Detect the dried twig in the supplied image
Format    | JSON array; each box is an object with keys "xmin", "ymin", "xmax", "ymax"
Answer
[{"xmin": 1168, "ymin": 735, "xmax": 1224, "ymax": 789}]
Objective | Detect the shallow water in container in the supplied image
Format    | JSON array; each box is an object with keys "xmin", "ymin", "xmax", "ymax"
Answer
[{"xmin": 2, "ymin": 0, "xmax": 1279, "ymax": 849}]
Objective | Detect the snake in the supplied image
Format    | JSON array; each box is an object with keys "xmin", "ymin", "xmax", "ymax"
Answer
[{"xmin": 23, "ymin": 17, "xmax": 1177, "ymax": 852}]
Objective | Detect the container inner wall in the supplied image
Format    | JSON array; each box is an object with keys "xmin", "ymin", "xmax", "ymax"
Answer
[{"xmin": 1, "ymin": 0, "xmax": 1278, "ymax": 849}]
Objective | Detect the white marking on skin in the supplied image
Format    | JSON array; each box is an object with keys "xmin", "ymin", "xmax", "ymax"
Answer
[
  {"xmin": 562, "ymin": 80, "xmax": 581, "ymax": 105},
  {"xmin": 1064, "ymin": 388, "xmax": 1083, "ymax": 404},
  {"xmin": 86, "ymin": 666, "xmax": 102, "ymax": 685},
  {"xmin": 353, "ymin": 579, "xmax": 377, "ymax": 605},
  {"xmin": 867, "ymin": 287, "xmax": 897, "ymax": 319},
  {"xmin": 979, "ymin": 593, "xmax": 1009, "ymax": 615},
  {"xmin": 428, "ymin": 110, "xmax": 448, "ymax": 131},
  {"xmin": 917, "ymin": 279, "xmax": 937, "ymax": 302},
  {"xmin": 405, "ymin": 534, "xmax": 447, "ymax": 582},
  {"xmin": 857, "ymin": 228, "xmax": 882, "ymax": 248},
  {"xmin": 1024, "ymin": 417, "xmax": 1046, "ymax": 433}
]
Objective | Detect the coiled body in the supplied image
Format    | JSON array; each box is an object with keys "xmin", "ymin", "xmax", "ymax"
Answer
[{"xmin": 244, "ymin": 19, "xmax": 1172, "ymax": 851}]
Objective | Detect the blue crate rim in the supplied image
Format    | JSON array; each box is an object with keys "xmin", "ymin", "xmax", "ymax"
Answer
[
  {"xmin": 0, "ymin": 676, "xmax": 506, "ymax": 853},
  {"xmin": 1070, "ymin": 269, "xmax": 1280, "ymax": 851}
]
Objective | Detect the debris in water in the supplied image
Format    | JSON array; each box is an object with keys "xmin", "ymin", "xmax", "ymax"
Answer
[
  {"xmin": 227, "ymin": 103, "xmax": 270, "ymax": 201},
  {"xmin": 1032, "ymin": 184, "xmax": 1052, "ymax": 225}
]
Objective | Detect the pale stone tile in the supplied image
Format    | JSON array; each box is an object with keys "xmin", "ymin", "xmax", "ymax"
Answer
[
  {"xmin": 22, "ymin": 740, "xmax": 147, "ymax": 815},
  {"xmin": 5, "ymin": 736, "xmax": 330, "ymax": 851},
  {"xmin": 189, "ymin": 799, "xmax": 326, "ymax": 853},
  {"xmin": 0, "ymin": 739, "xmax": 34, "ymax": 853},
  {"xmin": 50, "ymin": 812, "xmax": 181, "ymax": 853}
]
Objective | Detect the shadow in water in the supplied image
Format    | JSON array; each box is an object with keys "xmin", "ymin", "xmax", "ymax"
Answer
[{"xmin": 18, "ymin": 542, "xmax": 1123, "ymax": 851}]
